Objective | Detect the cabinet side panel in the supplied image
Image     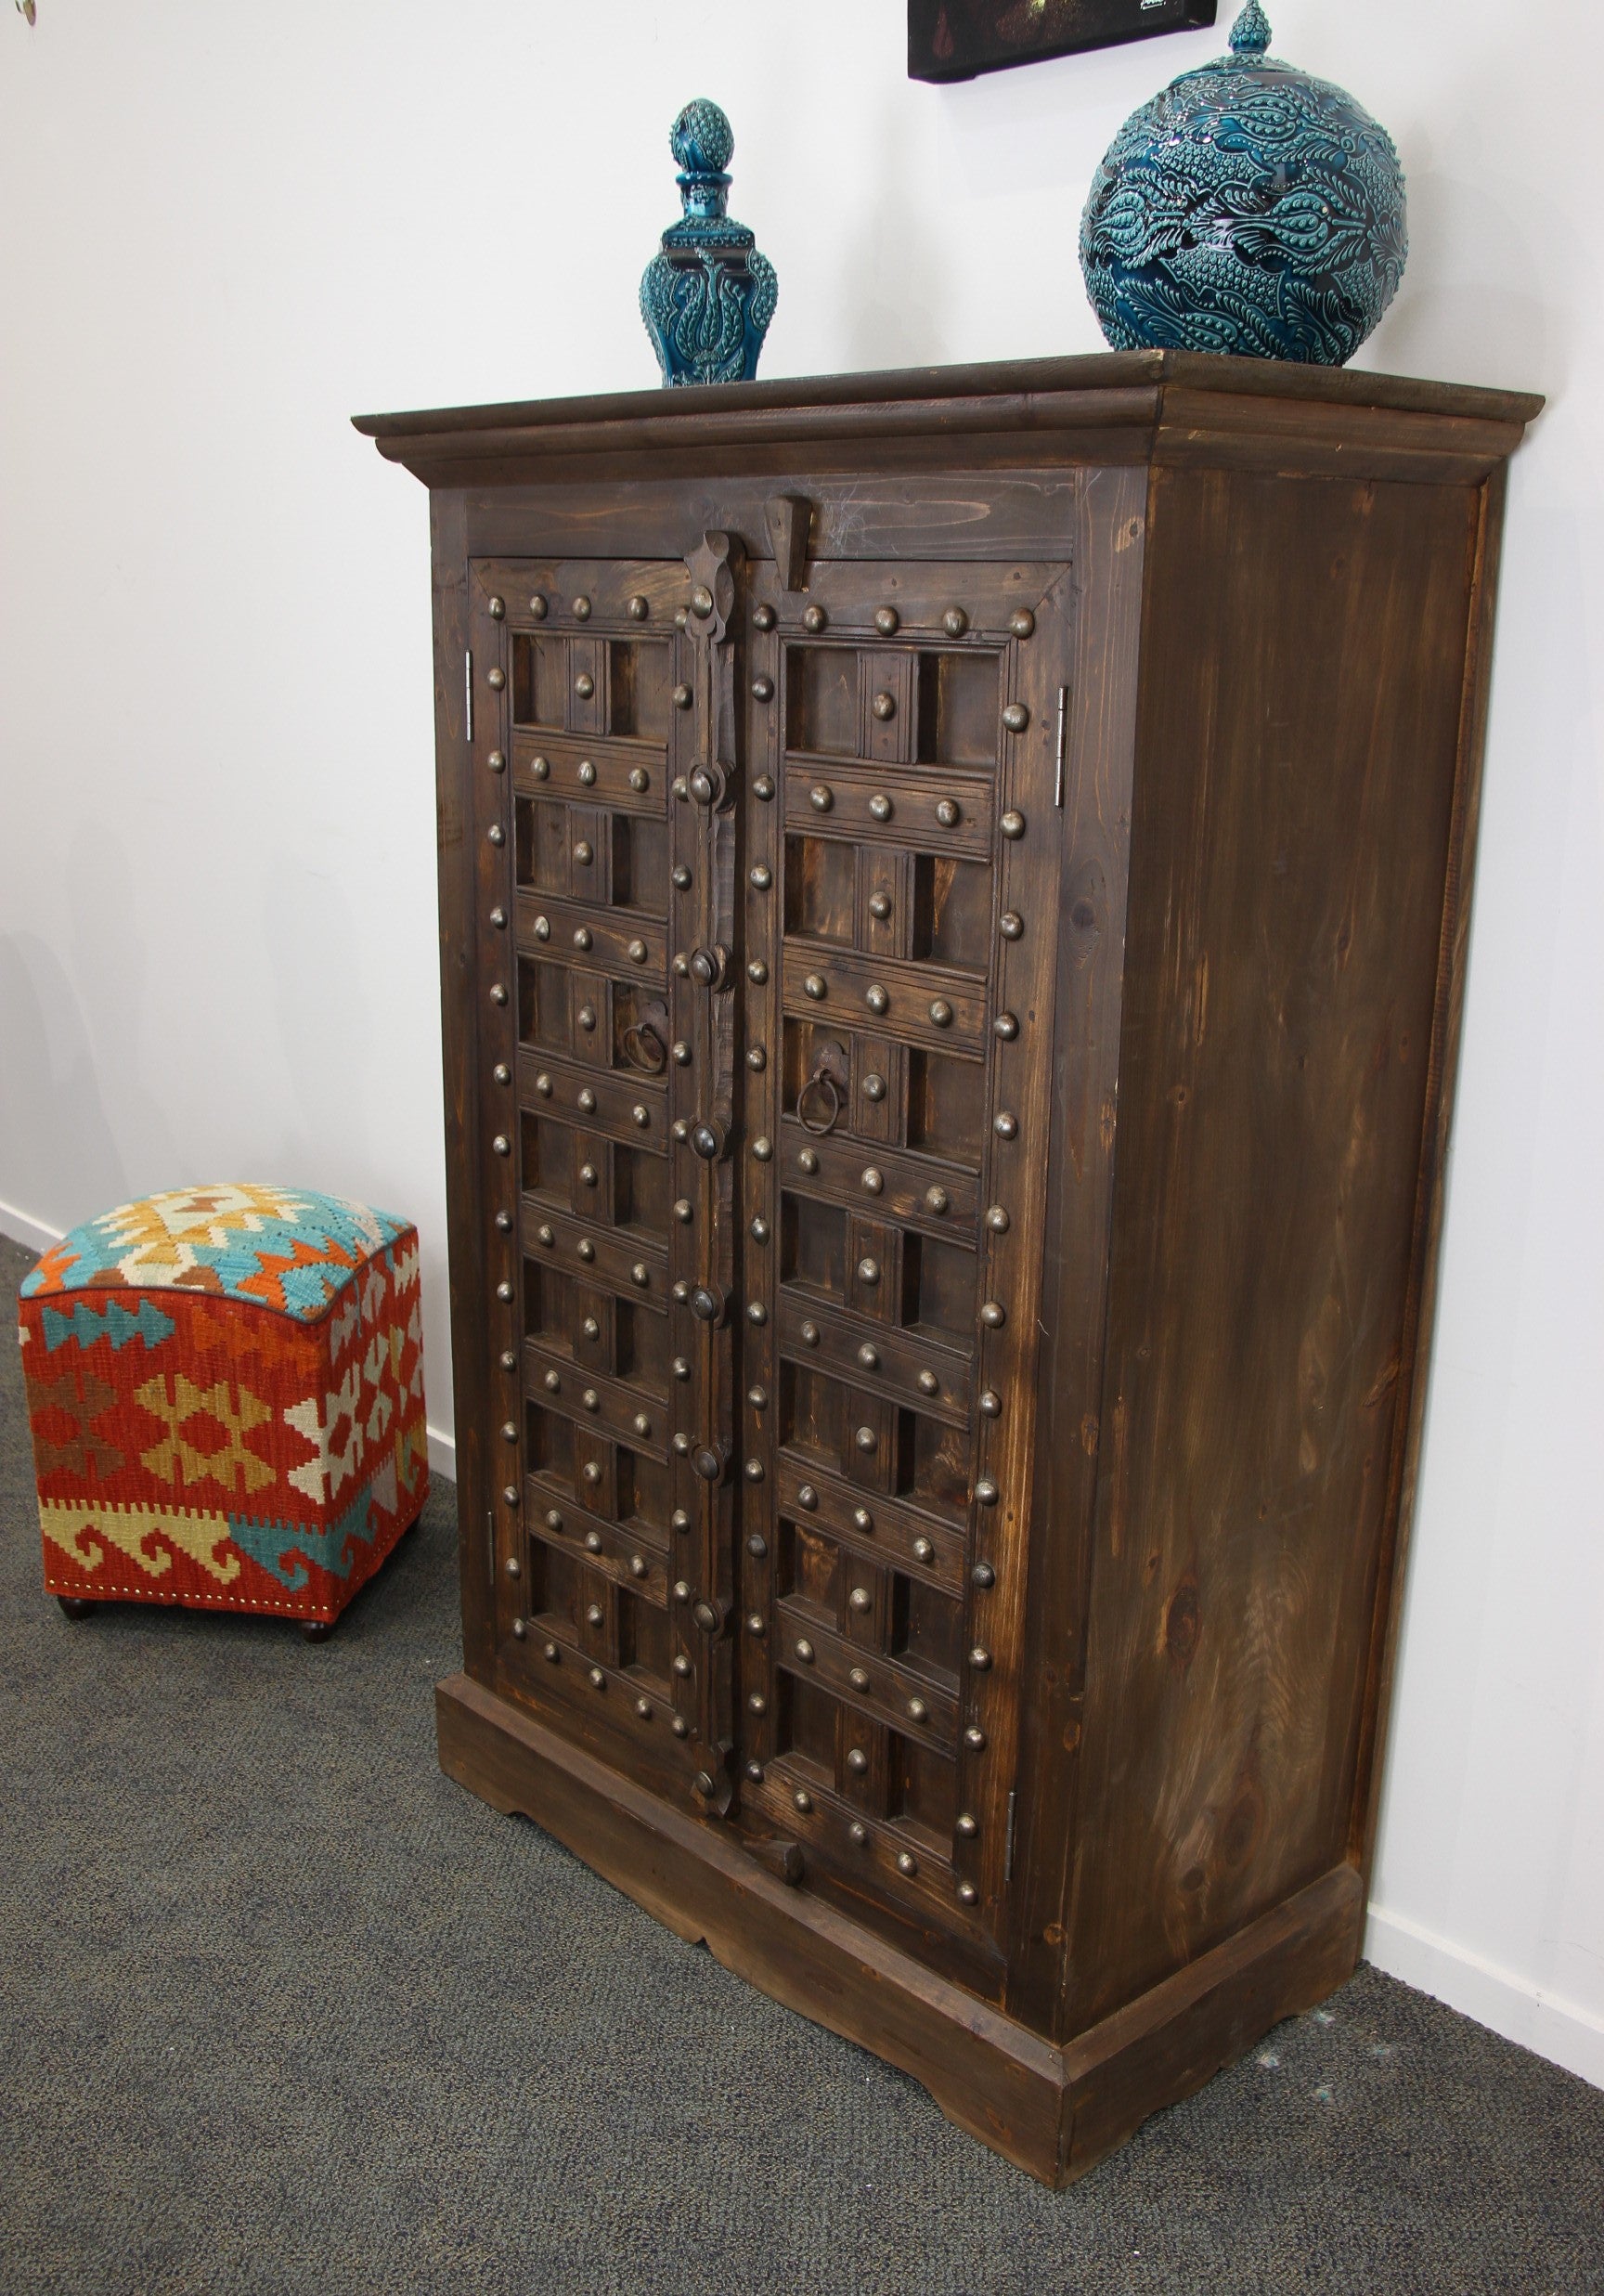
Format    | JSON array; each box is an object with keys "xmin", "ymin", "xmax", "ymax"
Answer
[
  {"xmin": 1067, "ymin": 465, "xmax": 1479, "ymax": 2030},
  {"xmin": 429, "ymin": 490, "xmax": 494, "ymax": 1674}
]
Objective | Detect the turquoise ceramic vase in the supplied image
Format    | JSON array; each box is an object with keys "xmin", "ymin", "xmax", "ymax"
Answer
[
  {"xmin": 640, "ymin": 99, "xmax": 778, "ymax": 388},
  {"xmin": 1080, "ymin": 0, "xmax": 1407, "ymax": 365}
]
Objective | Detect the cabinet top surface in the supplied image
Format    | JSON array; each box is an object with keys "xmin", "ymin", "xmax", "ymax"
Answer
[{"xmin": 354, "ymin": 350, "xmax": 1543, "ymax": 489}]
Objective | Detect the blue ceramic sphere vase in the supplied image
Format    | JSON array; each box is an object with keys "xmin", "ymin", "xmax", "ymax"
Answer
[
  {"xmin": 640, "ymin": 99, "xmax": 778, "ymax": 388},
  {"xmin": 1080, "ymin": 0, "xmax": 1406, "ymax": 366}
]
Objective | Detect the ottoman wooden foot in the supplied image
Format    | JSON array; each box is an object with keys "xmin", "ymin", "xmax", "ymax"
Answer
[
  {"xmin": 57, "ymin": 1595, "xmax": 97, "ymax": 1622},
  {"xmin": 300, "ymin": 1618, "xmax": 336, "ymax": 1644}
]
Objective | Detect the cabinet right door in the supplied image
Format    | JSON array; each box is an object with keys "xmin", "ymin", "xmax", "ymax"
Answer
[{"xmin": 736, "ymin": 556, "xmax": 1075, "ymax": 1972}]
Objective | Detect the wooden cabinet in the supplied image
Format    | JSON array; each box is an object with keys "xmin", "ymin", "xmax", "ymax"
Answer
[{"xmin": 356, "ymin": 352, "xmax": 1540, "ymax": 2185}]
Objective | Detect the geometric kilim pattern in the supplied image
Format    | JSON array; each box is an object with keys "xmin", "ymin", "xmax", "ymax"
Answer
[{"xmin": 18, "ymin": 1189, "xmax": 428, "ymax": 1625}]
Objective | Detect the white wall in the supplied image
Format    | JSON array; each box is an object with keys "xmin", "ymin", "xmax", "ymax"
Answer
[{"xmin": 2, "ymin": 0, "xmax": 1598, "ymax": 2086}]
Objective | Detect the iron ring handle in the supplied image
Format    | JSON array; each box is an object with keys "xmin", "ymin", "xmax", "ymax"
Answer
[
  {"xmin": 797, "ymin": 1068, "xmax": 843, "ymax": 1138},
  {"xmin": 622, "ymin": 1021, "xmax": 667, "ymax": 1076}
]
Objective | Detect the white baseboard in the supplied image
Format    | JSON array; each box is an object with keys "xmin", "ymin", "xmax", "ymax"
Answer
[
  {"xmin": 426, "ymin": 1425, "xmax": 457, "ymax": 1480},
  {"xmin": 1365, "ymin": 1901, "xmax": 1604, "ymax": 2091},
  {"xmin": 0, "ymin": 1195, "xmax": 63, "ymax": 1257}
]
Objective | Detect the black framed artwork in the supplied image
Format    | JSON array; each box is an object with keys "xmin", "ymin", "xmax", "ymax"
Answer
[{"xmin": 909, "ymin": 0, "xmax": 1218, "ymax": 84}]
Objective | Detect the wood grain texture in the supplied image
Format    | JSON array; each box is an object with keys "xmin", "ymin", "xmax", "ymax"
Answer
[{"xmin": 1067, "ymin": 464, "xmax": 1481, "ymax": 2030}]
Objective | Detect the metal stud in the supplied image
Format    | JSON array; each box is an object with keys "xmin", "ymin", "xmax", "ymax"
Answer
[
  {"xmin": 500, "ymin": 1350, "xmax": 517, "ymax": 1372},
  {"xmin": 487, "ymin": 666, "xmax": 506, "ymax": 692},
  {"xmin": 511, "ymin": 1616, "xmax": 527, "ymax": 1640},
  {"xmin": 589, "ymin": 1667, "xmax": 606, "ymax": 1690},
  {"xmin": 496, "ymin": 1281, "xmax": 514, "ymax": 1304},
  {"xmin": 976, "ymin": 1478, "xmax": 1000, "ymax": 1507},
  {"xmin": 493, "ymin": 1062, "xmax": 511, "ymax": 1086},
  {"xmin": 1000, "ymin": 810, "xmax": 1026, "ymax": 841},
  {"xmin": 747, "ymin": 1302, "xmax": 768, "ymax": 1327},
  {"xmin": 857, "ymin": 1258, "xmax": 881, "ymax": 1287},
  {"xmin": 486, "ymin": 824, "xmax": 505, "ymax": 848},
  {"xmin": 849, "ymin": 1821, "xmax": 868, "ymax": 1846},
  {"xmin": 866, "ymin": 984, "xmax": 889, "ymax": 1016},
  {"xmin": 869, "ymin": 793, "xmax": 893, "ymax": 823},
  {"xmin": 897, "ymin": 1851, "xmax": 918, "ymax": 1877},
  {"xmin": 864, "ymin": 1072, "xmax": 886, "ymax": 1101},
  {"xmin": 1010, "ymin": 608, "xmax": 1035, "ymax": 639},
  {"xmin": 912, "ymin": 1536, "xmax": 936, "ymax": 1564},
  {"xmin": 796, "ymin": 1483, "xmax": 818, "ymax": 1511},
  {"xmin": 748, "ymin": 1690, "xmax": 768, "ymax": 1711},
  {"xmin": 529, "ymin": 595, "xmax": 548, "ymax": 620},
  {"xmin": 577, "ymin": 1239, "xmax": 596, "ymax": 1262},
  {"xmin": 492, "ymin": 1134, "xmax": 511, "ymax": 1158},
  {"xmin": 506, "ymin": 1555, "xmax": 521, "ymax": 1579},
  {"xmin": 802, "ymin": 603, "xmax": 827, "ymax": 633},
  {"xmin": 750, "ymin": 864, "xmax": 773, "ymax": 890},
  {"xmin": 874, "ymin": 605, "xmax": 899, "ymax": 637},
  {"xmin": 746, "ymin": 1614, "xmax": 765, "ymax": 1638},
  {"xmin": 582, "ymin": 1388, "xmax": 600, "ymax": 1413},
  {"xmin": 674, "ymin": 1357, "xmax": 691, "ymax": 1382},
  {"xmin": 744, "ymin": 1458, "xmax": 765, "ymax": 1484},
  {"xmin": 636, "ymin": 1696, "xmax": 653, "ymax": 1721},
  {"xmin": 972, "ymin": 1562, "xmax": 996, "ymax": 1589},
  {"xmin": 907, "ymin": 1696, "xmax": 929, "ymax": 1724},
  {"xmin": 935, "ymin": 798, "xmax": 960, "ymax": 829},
  {"xmin": 753, "ymin": 1135, "xmax": 773, "ymax": 1162},
  {"xmin": 573, "ymin": 927, "xmax": 592, "ymax": 953},
  {"xmin": 747, "ymin": 1044, "xmax": 768, "ymax": 1072},
  {"xmin": 585, "ymin": 1602, "xmax": 604, "ymax": 1629},
  {"xmin": 986, "ymin": 1206, "xmax": 1011, "ymax": 1234},
  {"xmin": 796, "ymin": 1639, "xmax": 815, "ymax": 1665},
  {"xmin": 847, "ymin": 1745, "xmax": 870, "ymax": 1773},
  {"xmin": 672, "ymin": 1510, "xmax": 692, "ymax": 1536},
  {"xmin": 489, "ymin": 982, "xmax": 509, "ymax": 1007},
  {"xmin": 672, "ymin": 682, "xmax": 692, "ymax": 710},
  {"xmin": 672, "ymin": 1718, "xmax": 690, "ymax": 1738},
  {"xmin": 861, "ymin": 1167, "xmax": 884, "ymax": 1196},
  {"xmin": 979, "ymin": 1390, "xmax": 1002, "ymax": 1418},
  {"xmin": 800, "ymin": 1321, "xmax": 820, "ymax": 1347},
  {"xmin": 579, "ymin": 1162, "xmax": 599, "ymax": 1187},
  {"xmin": 632, "ymin": 1105, "xmax": 651, "ymax": 1134},
  {"xmin": 748, "ymin": 959, "xmax": 769, "ymax": 985},
  {"xmin": 691, "ymin": 582, "xmax": 715, "ymax": 619},
  {"xmin": 917, "ymin": 1369, "xmax": 939, "ymax": 1397},
  {"xmin": 489, "ymin": 906, "xmax": 507, "ymax": 929},
  {"xmin": 808, "ymin": 784, "xmax": 834, "ymax": 814},
  {"xmin": 575, "ymin": 760, "xmax": 596, "ymax": 788},
  {"xmin": 573, "ymin": 596, "xmax": 592, "ymax": 621},
  {"xmin": 575, "ymin": 840, "xmax": 594, "ymax": 867},
  {"xmin": 500, "ymin": 1420, "xmax": 518, "ymax": 1445},
  {"xmin": 970, "ymin": 1646, "xmax": 994, "ymax": 1671},
  {"xmin": 673, "ymin": 864, "xmax": 693, "ymax": 891},
  {"xmin": 848, "ymin": 1585, "xmax": 873, "ymax": 1613},
  {"xmin": 858, "ymin": 1343, "xmax": 880, "ymax": 1370},
  {"xmin": 853, "ymin": 1507, "xmax": 873, "ymax": 1534},
  {"xmin": 804, "ymin": 974, "xmax": 827, "ymax": 1002},
  {"xmin": 925, "ymin": 1186, "xmax": 950, "ymax": 1216},
  {"xmin": 848, "ymin": 1666, "xmax": 871, "ymax": 1692},
  {"xmin": 575, "ymin": 673, "xmax": 595, "ymax": 701},
  {"xmin": 754, "ymin": 774, "xmax": 776, "ymax": 800},
  {"xmin": 495, "ymin": 1212, "xmax": 512, "ymax": 1234},
  {"xmin": 798, "ymin": 1148, "xmax": 819, "ymax": 1175},
  {"xmin": 487, "ymin": 748, "xmax": 506, "ymax": 773},
  {"xmin": 582, "ymin": 1316, "xmax": 601, "ymax": 1342},
  {"xmin": 868, "ymin": 891, "xmax": 892, "ymax": 923},
  {"xmin": 751, "ymin": 674, "xmax": 775, "ymax": 703},
  {"xmin": 546, "ymin": 1509, "xmax": 563, "ymax": 1533},
  {"xmin": 537, "ymin": 1221, "xmax": 554, "ymax": 1243},
  {"xmin": 1002, "ymin": 705, "xmax": 1028, "ymax": 734},
  {"xmin": 531, "ymin": 755, "xmax": 550, "ymax": 780},
  {"xmin": 746, "ymin": 1761, "xmax": 764, "ymax": 1783},
  {"xmin": 794, "ymin": 1788, "xmax": 814, "ymax": 1813},
  {"xmin": 534, "ymin": 916, "xmax": 551, "ymax": 943},
  {"xmin": 754, "ymin": 603, "xmax": 777, "ymax": 632},
  {"xmin": 928, "ymin": 999, "xmax": 953, "ymax": 1029},
  {"xmin": 503, "ymin": 1485, "xmax": 518, "ymax": 1507},
  {"xmin": 994, "ymin": 1012, "xmax": 1019, "ymax": 1041},
  {"xmin": 672, "ymin": 1040, "xmax": 692, "ymax": 1067},
  {"xmin": 582, "ymin": 1461, "xmax": 602, "ymax": 1485},
  {"xmin": 943, "ymin": 607, "xmax": 969, "ymax": 638},
  {"xmin": 628, "ymin": 594, "xmax": 649, "ymax": 621},
  {"xmin": 628, "ymin": 767, "xmax": 651, "ymax": 794},
  {"xmin": 749, "ymin": 1214, "xmax": 770, "ymax": 1242},
  {"xmin": 965, "ymin": 1724, "xmax": 987, "ymax": 1751},
  {"xmin": 957, "ymin": 1881, "xmax": 978, "ymax": 1906},
  {"xmin": 994, "ymin": 1112, "xmax": 1019, "ymax": 1141},
  {"xmin": 981, "ymin": 1301, "xmax": 1007, "ymax": 1329},
  {"xmin": 748, "ymin": 1387, "xmax": 769, "ymax": 1412},
  {"xmin": 872, "ymin": 691, "xmax": 896, "ymax": 722}
]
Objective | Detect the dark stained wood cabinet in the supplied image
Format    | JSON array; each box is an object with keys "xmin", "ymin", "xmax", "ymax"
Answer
[{"xmin": 356, "ymin": 353, "xmax": 1541, "ymax": 2185}]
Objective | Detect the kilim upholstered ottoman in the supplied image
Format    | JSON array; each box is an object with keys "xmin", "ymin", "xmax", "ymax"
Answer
[{"xmin": 17, "ymin": 1185, "xmax": 428, "ymax": 1641}]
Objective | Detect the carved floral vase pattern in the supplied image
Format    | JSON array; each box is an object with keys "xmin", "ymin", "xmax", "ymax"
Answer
[
  {"xmin": 640, "ymin": 98, "xmax": 778, "ymax": 388},
  {"xmin": 1080, "ymin": 0, "xmax": 1407, "ymax": 365}
]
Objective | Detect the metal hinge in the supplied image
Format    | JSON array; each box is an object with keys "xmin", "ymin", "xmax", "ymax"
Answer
[
  {"xmin": 1005, "ymin": 1789, "xmax": 1018, "ymax": 1882},
  {"xmin": 465, "ymin": 650, "xmax": 474, "ymax": 746},
  {"xmin": 1054, "ymin": 685, "xmax": 1069, "ymax": 809}
]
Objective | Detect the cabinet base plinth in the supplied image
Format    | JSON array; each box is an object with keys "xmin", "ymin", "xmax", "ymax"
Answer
[{"xmin": 436, "ymin": 1671, "xmax": 1364, "ymax": 2186}]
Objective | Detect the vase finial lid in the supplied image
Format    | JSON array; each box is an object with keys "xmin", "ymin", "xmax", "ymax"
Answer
[{"xmin": 1229, "ymin": 0, "xmax": 1272, "ymax": 56}]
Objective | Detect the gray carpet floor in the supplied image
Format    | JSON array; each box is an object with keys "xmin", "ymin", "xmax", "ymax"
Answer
[{"xmin": 2, "ymin": 1231, "xmax": 1600, "ymax": 2296}]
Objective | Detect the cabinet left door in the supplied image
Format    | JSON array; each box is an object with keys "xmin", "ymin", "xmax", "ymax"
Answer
[{"xmin": 464, "ymin": 556, "xmax": 741, "ymax": 1812}]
